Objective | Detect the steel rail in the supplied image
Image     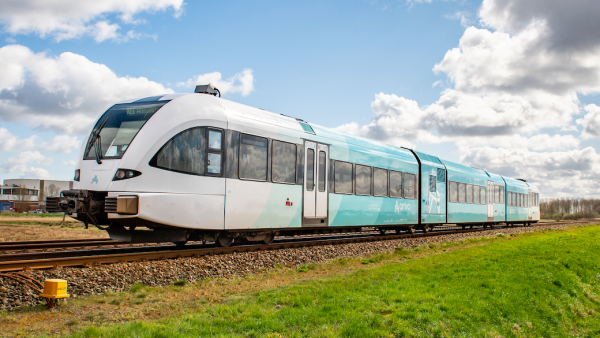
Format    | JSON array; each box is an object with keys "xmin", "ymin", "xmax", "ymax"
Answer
[{"xmin": 0, "ymin": 228, "xmax": 487, "ymax": 272}]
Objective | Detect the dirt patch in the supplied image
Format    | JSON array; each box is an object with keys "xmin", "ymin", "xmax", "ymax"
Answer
[
  {"xmin": 0, "ymin": 216, "xmax": 79, "ymax": 223},
  {"xmin": 0, "ymin": 222, "xmax": 108, "ymax": 242}
]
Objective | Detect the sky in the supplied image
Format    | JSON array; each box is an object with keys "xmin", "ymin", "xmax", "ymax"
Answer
[{"xmin": 1, "ymin": 0, "xmax": 600, "ymax": 197}]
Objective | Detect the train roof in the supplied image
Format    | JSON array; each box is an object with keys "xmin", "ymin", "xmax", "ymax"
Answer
[{"xmin": 121, "ymin": 93, "xmax": 535, "ymax": 187}]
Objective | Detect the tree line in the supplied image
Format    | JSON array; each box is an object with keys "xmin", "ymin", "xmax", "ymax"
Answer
[{"xmin": 540, "ymin": 198, "xmax": 600, "ymax": 220}]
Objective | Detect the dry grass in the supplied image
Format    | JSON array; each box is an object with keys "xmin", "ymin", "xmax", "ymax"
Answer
[{"xmin": 0, "ymin": 215, "xmax": 107, "ymax": 242}]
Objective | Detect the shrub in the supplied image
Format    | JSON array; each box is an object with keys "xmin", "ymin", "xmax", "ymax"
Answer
[
  {"xmin": 129, "ymin": 282, "xmax": 144, "ymax": 293},
  {"xmin": 173, "ymin": 279, "xmax": 188, "ymax": 287}
]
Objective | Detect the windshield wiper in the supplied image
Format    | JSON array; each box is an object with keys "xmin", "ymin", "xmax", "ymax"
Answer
[{"xmin": 85, "ymin": 117, "xmax": 109, "ymax": 164}]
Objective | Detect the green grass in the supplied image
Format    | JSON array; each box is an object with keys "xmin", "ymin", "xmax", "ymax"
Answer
[{"xmin": 75, "ymin": 226, "xmax": 600, "ymax": 337}]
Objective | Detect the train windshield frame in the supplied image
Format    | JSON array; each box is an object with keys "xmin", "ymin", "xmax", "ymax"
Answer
[{"xmin": 83, "ymin": 101, "xmax": 169, "ymax": 161}]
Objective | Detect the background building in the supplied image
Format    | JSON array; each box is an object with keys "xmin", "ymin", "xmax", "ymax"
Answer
[{"xmin": 0, "ymin": 179, "xmax": 73, "ymax": 212}]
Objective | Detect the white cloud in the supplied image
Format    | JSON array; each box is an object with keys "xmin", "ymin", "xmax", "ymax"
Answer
[
  {"xmin": 577, "ymin": 104, "xmax": 600, "ymax": 139},
  {"xmin": 337, "ymin": 0, "xmax": 600, "ymax": 197},
  {"xmin": 63, "ymin": 160, "xmax": 76, "ymax": 166},
  {"xmin": 39, "ymin": 135, "xmax": 81, "ymax": 154},
  {"xmin": 178, "ymin": 69, "xmax": 255, "ymax": 97},
  {"xmin": 1, "ymin": 151, "xmax": 54, "ymax": 179},
  {"xmin": 0, "ymin": 0, "xmax": 184, "ymax": 42},
  {"xmin": 460, "ymin": 147, "xmax": 600, "ymax": 197},
  {"xmin": 0, "ymin": 128, "xmax": 36, "ymax": 151},
  {"xmin": 0, "ymin": 44, "xmax": 173, "ymax": 134}
]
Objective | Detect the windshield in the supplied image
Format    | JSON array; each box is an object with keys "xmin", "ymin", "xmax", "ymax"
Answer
[{"xmin": 84, "ymin": 101, "xmax": 169, "ymax": 160}]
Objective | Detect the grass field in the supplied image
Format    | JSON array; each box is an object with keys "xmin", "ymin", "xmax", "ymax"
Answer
[{"xmin": 67, "ymin": 225, "xmax": 600, "ymax": 338}]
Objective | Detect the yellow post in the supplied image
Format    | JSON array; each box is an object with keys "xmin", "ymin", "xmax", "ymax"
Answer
[{"xmin": 39, "ymin": 279, "xmax": 70, "ymax": 309}]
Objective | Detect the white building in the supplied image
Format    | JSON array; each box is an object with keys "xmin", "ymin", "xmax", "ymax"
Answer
[{"xmin": 0, "ymin": 179, "xmax": 73, "ymax": 212}]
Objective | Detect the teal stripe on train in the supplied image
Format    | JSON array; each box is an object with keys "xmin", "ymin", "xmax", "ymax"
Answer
[{"xmin": 329, "ymin": 194, "xmax": 418, "ymax": 226}]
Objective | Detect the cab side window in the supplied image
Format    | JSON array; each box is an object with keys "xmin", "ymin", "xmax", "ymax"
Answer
[{"xmin": 151, "ymin": 127, "xmax": 208, "ymax": 176}]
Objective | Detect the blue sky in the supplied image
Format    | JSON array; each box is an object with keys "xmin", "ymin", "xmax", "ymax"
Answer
[{"xmin": 1, "ymin": 0, "xmax": 600, "ymax": 197}]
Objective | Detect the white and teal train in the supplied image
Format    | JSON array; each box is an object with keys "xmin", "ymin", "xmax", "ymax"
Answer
[{"xmin": 47, "ymin": 85, "xmax": 541, "ymax": 246}]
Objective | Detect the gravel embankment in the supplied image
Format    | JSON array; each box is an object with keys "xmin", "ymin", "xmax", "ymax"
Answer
[{"xmin": 0, "ymin": 222, "xmax": 592, "ymax": 311}]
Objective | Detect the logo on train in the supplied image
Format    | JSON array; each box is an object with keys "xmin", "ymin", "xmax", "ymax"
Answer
[
  {"xmin": 394, "ymin": 200, "xmax": 410, "ymax": 213},
  {"xmin": 91, "ymin": 175, "xmax": 98, "ymax": 184}
]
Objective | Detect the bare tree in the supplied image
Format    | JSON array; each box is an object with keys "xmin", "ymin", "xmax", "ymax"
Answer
[
  {"xmin": 45, "ymin": 184, "xmax": 60, "ymax": 197},
  {"xmin": 13, "ymin": 185, "xmax": 32, "ymax": 212}
]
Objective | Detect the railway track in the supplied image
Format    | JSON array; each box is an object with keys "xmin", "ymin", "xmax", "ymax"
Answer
[{"xmin": 0, "ymin": 220, "xmax": 590, "ymax": 272}]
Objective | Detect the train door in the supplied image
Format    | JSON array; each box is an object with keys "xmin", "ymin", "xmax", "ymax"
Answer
[
  {"xmin": 303, "ymin": 141, "xmax": 328, "ymax": 226},
  {"xmin": 420, "ymin": 166, "xmax": 446, "ymax": 223},
  {"xmin": 487, "ymin": 181, "xmax": 494, "ymax": 221},
  {"xmin": 527, "ymin": 189, "xmax": 532, "ymax": 220}
]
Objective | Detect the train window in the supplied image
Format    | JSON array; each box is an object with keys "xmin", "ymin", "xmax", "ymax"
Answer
[
  {"xmin": 151, "ymin": 127, "xmax": 207, "ymax": 176},
  {"xmin": 374, "ymin": 168, "xmax": 388, "ymax": 197},
  {"xmin": 272, "ymin": 140, "xmax": 297, "ymax": 184},
  {"xmin": 355, "ymin": 165, "xmax": 372, "ymax": 196},
  {"xmin": 429, "ymin": 172, "xmax": 436, "ymax": 192},
  {"xmin": 437, "ymin": 168, "xmax": 446, "ymax": 182},
  {"xmin": 525, "ymin": 195, "xmax": 528, "ymax": 208},
  {"xmin": 306, "ymin": 149, "xmax": 315, "ymax": 191},
  {"xmin": 208, "ymin": 130, "xmax": 222, "ymax": 150},
  {"xmin": 239, "ymin": 134, "xmax": 268, "ymax": 181},
  {"xmin": 494, "ymin": 186, "xmax": 499, "ymax": 203},
  {"xmin": 207, "ymin": 153, "xmax": 222, "ymax": 174},
  {"xmin": 318, "ymin": 151, "xmax": 326, "ymax": 192},
  {"xmin": 518, "ymin": 193, "xmax": 522, "ymax": 207},
  {"xmin": 480, "ymin": 187, "xmax": 486, "ymax": 205},
  {"xmin": 207, "ymin": 129, "xmax": 223, "ymax": 175},
  {"xmin": 404, "ymin": 173, "xmax": 416, "ymax": 199},
  {"xmin": 389, "ymin": 171, "xmax": 403, "ymax": 198},
  {"xmin": 507, "ymin": 191, "xmax": 512, "ymax": 206},
  {"xmin": 473, "ymin": 185, "xmax": 480, "ymax": 204},
  {"xmin": 513, "ymin": 192, "xmax": 517, "ymax": 207},
  {"xmin": 466, "ymin": 184, "xmax": 473, "ymax": 203},
  {"xmin": 458, "ymin": 183, "xmax": 466, "ymax": 203},
  {"xmin": 334, "ymin": 161, "xmax": 353, "ymax": 194},
  {"xmin": 449, "ymin": 181, "xmax": 458, "ymax": 202},
  {"xmin": 85, "ymin": 101, "xmax": 168, "ymax": 160},
  {"xmin": 499, "ymin": 186, "xmax": 504, "ymax": 204}
]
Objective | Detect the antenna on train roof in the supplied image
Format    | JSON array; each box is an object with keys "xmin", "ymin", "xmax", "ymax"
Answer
[
  {"xmin": 194, "ymin": 83, "xmax": 221, "ymax": 97},
  {"xmin": 516, "ymin": 178, "xmax": 527, "ymax": 182}
]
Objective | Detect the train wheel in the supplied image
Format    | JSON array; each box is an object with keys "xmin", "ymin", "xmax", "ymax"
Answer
[
  {"xmin": 422, "ymin": 226, "xmax": 429, "ymax": 233},
  {"xmin": 395, "ymin": 228, "xmax": 402, "ymax": 234},
  {"xmin": 217, "ymin": 233, "xmax": 234, "ymax": 247},
  {"xmin": 263, "ymin": 233, "xmax": 275, "ymax": 245},
  {"xmin": 470, "ymin": 225, "xmax": 474, "ymax": 229},
  {"xmin": 462, "ymin": 225, "xmax": 466, "ymax": 230},
  {"xmin": 406, "ymin": 227, "xmax": 415, "ymax": 234},
  {"xmin": 379, "ymin": 229, "xmax": 386, "ymax": 235}
]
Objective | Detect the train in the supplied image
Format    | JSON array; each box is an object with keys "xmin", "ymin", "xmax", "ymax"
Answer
[{"xmin": 47, "ymin": 84, "xmax": 540, "ymax": 247}]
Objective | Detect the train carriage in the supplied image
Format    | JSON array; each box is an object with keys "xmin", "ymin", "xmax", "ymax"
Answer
[{"xmin": 47, "ymin": 85, "xmax": 541, "ymax": 245}]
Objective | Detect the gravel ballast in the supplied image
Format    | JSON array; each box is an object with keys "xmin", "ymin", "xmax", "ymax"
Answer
[{"xmin": 0, "ymin": 222, "xmax": 592, "ymax": 311}]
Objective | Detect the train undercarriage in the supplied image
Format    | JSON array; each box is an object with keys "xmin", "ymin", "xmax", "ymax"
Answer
[{"xmin": 46, "ymin": 190, "xmax": 537, "ymax": 248}]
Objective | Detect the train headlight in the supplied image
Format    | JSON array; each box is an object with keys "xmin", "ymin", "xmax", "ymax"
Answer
[
  {"xmin": 74, "ymin": 169, "xmax": 80, "ymax": 182},
  {"xmin": 113, "ymin": 169, "xmax": 141, "ymax": 181}
]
